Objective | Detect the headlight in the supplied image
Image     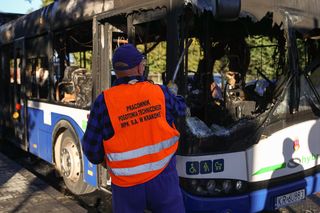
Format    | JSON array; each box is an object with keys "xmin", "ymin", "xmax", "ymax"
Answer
[
  {"xmin": 206, "ymin": 180, "xmax": 216, "ymax": 193},
  {"xmin": 235, "ymin": 180, "xmax": 243, "ymax": 191},
  {"xmin": 180, "ymin": 178, "xmax": 247, "ymax": 197},
  {"xmin": 222, "ymin": 180, "xmax": 232, "ymax": 193}
]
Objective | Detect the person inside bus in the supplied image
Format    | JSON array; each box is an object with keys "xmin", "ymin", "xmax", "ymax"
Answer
[{"xmin": 82, "ymin": 44, "xmax": 186, "ymax": 213}]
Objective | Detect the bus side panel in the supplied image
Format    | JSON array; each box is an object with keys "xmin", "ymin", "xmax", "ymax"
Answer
[
  {"xmin": 51, "ymin": 112, "xmax": 98, "ymax": 187},
  {"xmin": 247, "ymin": 119, "xmax": 320, "ymax": 183},
  {"xmin": 27, "ymin": 101, "xmax": 98, "ymax": 187},
  {"xmin": 249, "ymin": 172, "xmax": 320, "ymax": 211},
  {"xmin": 27, "ymin": 106, "xmax": 39, "ymax": 156},
  {"xmin": 82, "ymin": 155, "xmax": 98, "ymax": 187},
  {"xmin": 182, "ymin": 189, "xmax": 250, "ymax": 213},
  {"xmin": 39, "ymin": 129, "xmax": 53, "ymax": 163},
  {"xmin": 181, "ymin": 171, "xmax": 320, "ymax": 212},
  {"xmin": 27, "ymin": 106, "xmax": 52, "ymax": 163}
]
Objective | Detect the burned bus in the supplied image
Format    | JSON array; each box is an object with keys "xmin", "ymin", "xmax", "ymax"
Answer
[{"xmin": 1, "ymin": 0, "xmax": 320, "ymax": 212}]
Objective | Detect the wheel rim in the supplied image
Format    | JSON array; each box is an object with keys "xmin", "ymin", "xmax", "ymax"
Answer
[{"xmin": 61, "ymin": 138, "xmax": 81, "ymax": 182}]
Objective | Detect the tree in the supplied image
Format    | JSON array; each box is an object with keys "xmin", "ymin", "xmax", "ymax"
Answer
[
  {"xmin": 41, "ymin": 0, "xmax": 54, "ymax": 7},
  {"xmin": 25, "ymin": 0, "xmax": 54, "ymax": 7}
]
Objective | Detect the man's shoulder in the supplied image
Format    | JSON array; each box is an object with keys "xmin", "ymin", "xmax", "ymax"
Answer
[{"xmin": 92, "ymin": 93, "xmax": 105, "ymax": 106}]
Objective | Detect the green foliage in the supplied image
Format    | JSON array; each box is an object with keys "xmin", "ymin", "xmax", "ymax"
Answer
[
  {"xmin": 142, "ymin": 37, "xmax": 281, "ymax": 82},
  {"xmin": 24, "ymin": 0, "xmax": 54, "ymax": 7},
  {"xmin": 137, "ymin": 42, "xmax": 166, "ymax": 74},
  {"xmin": 137, "ymin": 40, "xmax": 202, "ymax": 74},
  {"xmin": 41, "ymin": 0, "xmax": 54, "ymax": 6},
  {"xmin": 72, "ymin": 51, "xmax": 93, "ymax": 71},
  {"xmin": 245, "ymin": 36, "xmax": 280, "ymax": 81},
  {"xmin": 187, "ymin": 39, "xmax": 202, "ymax": 72}
]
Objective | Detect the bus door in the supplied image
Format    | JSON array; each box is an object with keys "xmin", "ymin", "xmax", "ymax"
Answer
[
  {"xmin": 93, "ymin": 8, "xmax": 169, "ymax": 191},
  {"xmin": 92, "ymin": 16, "xmax": 117, "ymax": 98},
  {"xmin": 92, "ymin": 14, "xmax": 124, "ymax": 192},
  {"xmin": 11, "ymin": 39, "xmax": 27, "ymax": 150},
  {"xmin": 0, "ymin": 45, "xmax": 9, "ymax": 137}
]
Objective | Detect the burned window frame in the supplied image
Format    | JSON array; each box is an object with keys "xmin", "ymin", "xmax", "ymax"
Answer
[{"xmin": 52, "ymin": 21, "xmax": 94, "ymax": 109}]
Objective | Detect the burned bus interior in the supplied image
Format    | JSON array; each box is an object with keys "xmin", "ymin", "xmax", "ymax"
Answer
[
  {"xmin": 52, "ymin": 21, "xmax": 93, "ymax": 108},
  {"xmin": 100, "ymin": 3, "xmax": 320, "ymax": 156}
]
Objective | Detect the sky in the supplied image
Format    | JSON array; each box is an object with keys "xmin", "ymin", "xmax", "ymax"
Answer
[{"xmin": 0, "ymin": 0, "xmax": 42, "ymax": 14}]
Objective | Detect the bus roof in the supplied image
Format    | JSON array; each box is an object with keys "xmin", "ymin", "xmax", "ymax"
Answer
[
  {"xmin": 0, "ymin": 0, "xmax": 234, "ymax": 45},
  {"xmin": 0, "ymin": 12, "xmax": 23, "ymax": 26},
  {"xmin": 242, "ymin": 0, "xmax": 320, "ymax": 35},
  {"xmin": 1, "ymin": 0, "xmax": 319, "ymax": 45}
]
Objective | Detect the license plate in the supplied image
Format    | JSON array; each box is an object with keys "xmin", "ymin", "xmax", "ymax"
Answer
[{"xmin": 275, "ymin": 189, "xmax": 306, "ymax": 209}]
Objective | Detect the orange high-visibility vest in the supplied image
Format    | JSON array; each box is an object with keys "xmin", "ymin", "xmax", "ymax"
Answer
[{"xmin": 103, "ymin": 81, "xmax": 180, "ymax": 187}]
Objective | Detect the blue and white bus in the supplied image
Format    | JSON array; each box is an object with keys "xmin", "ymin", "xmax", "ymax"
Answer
[{"xmin": 1, "ymin": 0, "xmax": 320, "ymax": 212}]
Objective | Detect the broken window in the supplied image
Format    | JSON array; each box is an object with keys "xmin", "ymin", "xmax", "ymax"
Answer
[
  {"xmin": 26, "ymin": 57, "xmax": 49, "ymax": 100},
  {"xmin": 178, "ymin": 8, "xmax": 288, "ymax": 154},
  {"xmin": 53, "ymin": 22, "xmax": 93, "ymax": 108}
]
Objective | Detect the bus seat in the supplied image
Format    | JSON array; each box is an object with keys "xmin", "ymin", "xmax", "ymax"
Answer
[
  {"xmin": 63, "ymin": 66, "xmax": 79, "ymax": 81},
  {"xmin": 55, "ymin": 66, "xmax": 79, "ymax": 102},
  {"xmin": 55, "ymin": 81, "xmax": 76, "ymax": 102},
  {"xmin": 71, "ymin": 68, "xmax": 92, "ymax": 108}
]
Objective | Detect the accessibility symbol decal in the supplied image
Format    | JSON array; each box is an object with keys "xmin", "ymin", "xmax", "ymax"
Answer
[{"xmin": 186, "ymin": 161, "xmax": 199, "ymax": 175}]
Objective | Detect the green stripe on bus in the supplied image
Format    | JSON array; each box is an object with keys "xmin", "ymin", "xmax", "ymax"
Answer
[
  {"xmin": 253, "ymin": 163, "xmax": 286, "ymax": 176},
  {"xmin": 82, "ymin": 120, "xmax": 87, "ymax": 130}
]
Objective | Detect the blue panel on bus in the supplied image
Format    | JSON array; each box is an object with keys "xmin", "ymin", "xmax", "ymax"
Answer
[
  {"xmin": 182, "ymin": 172, "xmax": 320, "ymax": 212},
  {"xmin": 28, "ymin": 107, "xmax": 42, "ymax": 156},
  {"xmin": 182, "ymin": 188, "xmax": 250, "ymax": 213},
  {"xmin": 28, "ymin": 108, "xmax": 98, "ymax": 188},
  {"xmin": 38, "ymin": 128, "xmax": 53, "ymax": 163},
  {"xmin": 51, "ymin": 112, "xmax": 98, "ymax": 187},
  {"xmin": 28, "ymin": 107, "xmax": 53, "ymax": 163},
  {"xmin": 83, "ymin": 155, "xmax": 98, "ymax": 187}
]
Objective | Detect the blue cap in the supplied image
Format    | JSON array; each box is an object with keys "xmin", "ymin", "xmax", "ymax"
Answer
[{"xmin": 112, "ymin": 44, "xmax": 143, "ymax": 71}]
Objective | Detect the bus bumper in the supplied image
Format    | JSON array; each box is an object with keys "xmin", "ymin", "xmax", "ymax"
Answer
[{"xmin": 182, "ymin": 172, "xmax": 320, "ymax": 213}]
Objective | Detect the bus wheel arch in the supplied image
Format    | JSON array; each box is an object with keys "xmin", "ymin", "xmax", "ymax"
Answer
[{"xmin": 52, "ymin": 120, "xmax": 95, "ymax": 195}]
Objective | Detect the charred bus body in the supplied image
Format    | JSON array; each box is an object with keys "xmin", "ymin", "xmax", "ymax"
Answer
[{"xmin": 1, "ymin": 0, "xmax": 320, "ymax": 212}]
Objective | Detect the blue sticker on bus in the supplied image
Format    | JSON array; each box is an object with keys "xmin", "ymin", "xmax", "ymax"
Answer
[
  {"xmin": 213, "ymin": 159, "xmax": 224, "ymax": 173},
  {"xmin": 200, "ymin": 160, "xmax": 212, "ymax": 174},
  {"xmin": 186, "ymin": 161, "xmax": 199, "ymax": 175}
]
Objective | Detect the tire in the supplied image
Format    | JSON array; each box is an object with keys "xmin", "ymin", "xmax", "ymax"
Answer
[{"xmin": 59, "ymin": 129, "xmax": 95, "ymax": 195}]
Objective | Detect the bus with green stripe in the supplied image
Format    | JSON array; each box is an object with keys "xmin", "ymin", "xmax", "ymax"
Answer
[{"xmin": 1, "ymin": 0, "xmax": 320, "ymax": 212}]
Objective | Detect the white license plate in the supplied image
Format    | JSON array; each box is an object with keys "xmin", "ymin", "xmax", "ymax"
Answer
[{"xmin": 275, "ymin": 189, "xmax": 306, "ymax": 209}]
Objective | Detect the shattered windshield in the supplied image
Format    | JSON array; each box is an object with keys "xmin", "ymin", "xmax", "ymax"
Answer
[{"xmin": 177, "ymin": 9, "xmax": 287, "ymax": 155}]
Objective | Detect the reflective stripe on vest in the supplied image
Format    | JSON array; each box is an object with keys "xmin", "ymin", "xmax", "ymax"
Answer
[
  {"xmin": 107, "ymin": 135, "xmax": 179, "ymax": 162},
  {"xmin": 110, "ymin": 153, "xmax": 174, "ymax": 176}
]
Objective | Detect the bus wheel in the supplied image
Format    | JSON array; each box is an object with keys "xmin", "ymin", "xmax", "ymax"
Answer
[{"xmin": 60, "ymin": 129, "xmax": 95, "ymax": 195}]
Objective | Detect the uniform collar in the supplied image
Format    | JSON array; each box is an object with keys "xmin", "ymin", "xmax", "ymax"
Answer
[{"xmin": 112, "ymin": 76, "xmax": 146, "ymax": 86}]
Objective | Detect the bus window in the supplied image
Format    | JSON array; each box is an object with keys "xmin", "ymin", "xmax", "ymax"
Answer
[
  {"xmin": 26, "ymin": 57, "xmax": 49, "ymax": 100},
  {"xmin": 9, "ymin": 59, "xmax": 21, "ymax": 85},
  {"xmin": 103, "ymin": 11, "xmax": 167, "ymax": 86},
  {"xmin": 299, "ymin": 38, "xmax": 320, "ymax": 113},
  {"xmin": 59, "ymin": 66, "xmax": 93, "ymax": 108},
  {"xmin": 71, "ymin": 50, "xmax": 92, "ymax": 71},
  {"xmin": 138, "ymin": 41, "xmax": 167, "ymax": 85},
  {"xmin": 53, "ymin": 22, "xmax": 93, "ymax": 108},
  {"xmin": 36, "ymin": 67, "xmax": 49, "ymax": 99},
  {"xmin": 178, "ymin": 8, "xmax": 288, "ymax": 155}
]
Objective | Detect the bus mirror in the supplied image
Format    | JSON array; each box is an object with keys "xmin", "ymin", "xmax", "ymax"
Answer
[{"xmin": 212, "ymin": 0, "xmax": 241, "ymax": 20}]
